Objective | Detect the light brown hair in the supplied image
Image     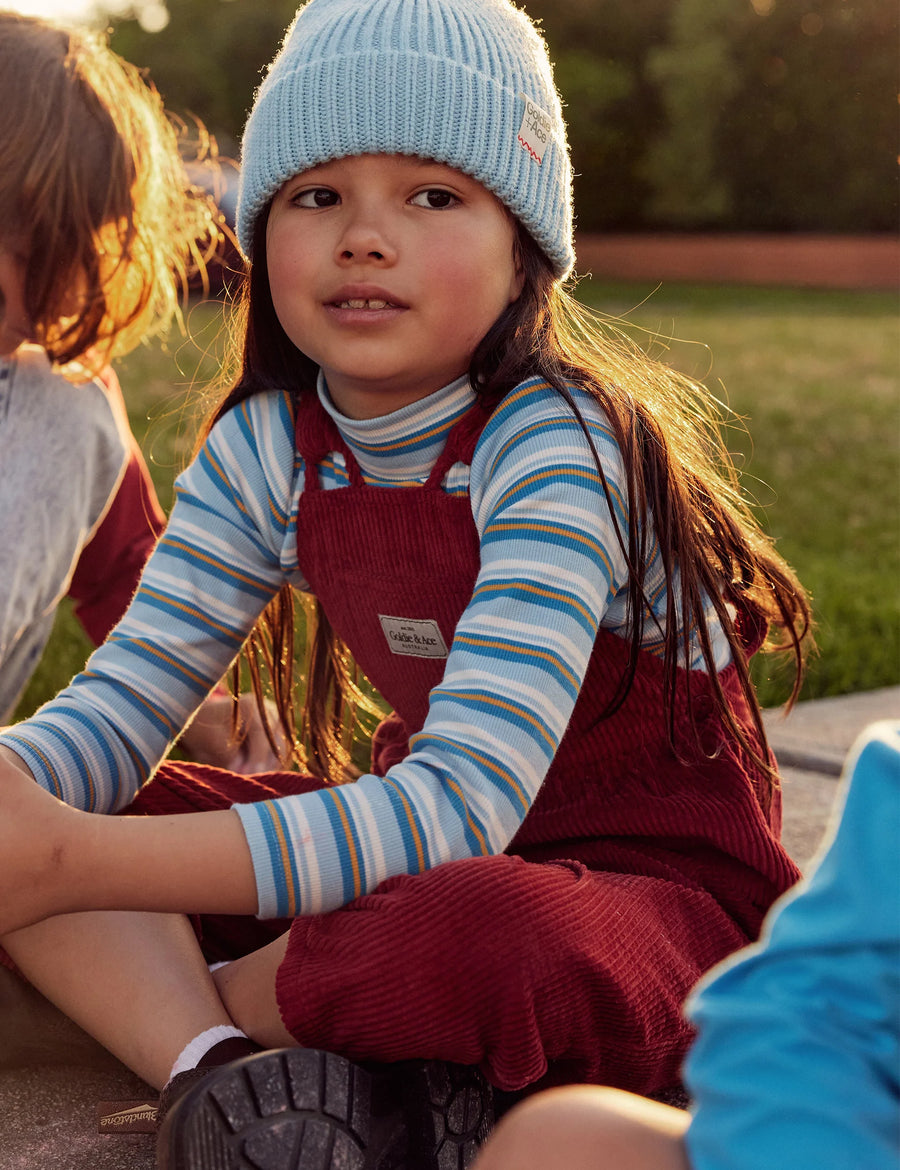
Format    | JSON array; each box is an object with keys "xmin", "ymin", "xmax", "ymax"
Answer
[{"xmin": 0, "ymin": 11, "xmax": 220, "ymax": 368}]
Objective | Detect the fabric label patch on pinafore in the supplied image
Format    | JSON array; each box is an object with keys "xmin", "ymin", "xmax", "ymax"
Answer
[{"xmin": 378, "ymin": 614, "xmax": 449, "ymax": 659}]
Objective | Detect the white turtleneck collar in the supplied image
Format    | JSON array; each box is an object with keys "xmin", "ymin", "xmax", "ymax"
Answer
[{"xmin": 315, "ymin": 371, "xmax": 476, "ymax": 483}]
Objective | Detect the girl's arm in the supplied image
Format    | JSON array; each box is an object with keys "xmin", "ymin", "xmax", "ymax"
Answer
[
  {"xmin": 233, "ymin": 380, "xmax": 631, "ymax": 919},
  {"xmin": 69, "ymin": 371, "xmax": 289, "ymax": 774},
  {"xmin": 0, "ymin": 391, "xmax": 302, "ymax": 811},
  {"xmin": 1, "ymin": 381, "xmax": 623, "ymax": 928},
  {"xmin": 0, "ymin": 744, "xmax": 256, "ymax": 934},
  {"xmin": 0, "ymin": 382, "xmax": 626, "ymax": 928}
]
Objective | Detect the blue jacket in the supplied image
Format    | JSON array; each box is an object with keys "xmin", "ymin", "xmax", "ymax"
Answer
[{"xmin": 685, "ymin": 719, "xmax": 900, "ymax": 1170}]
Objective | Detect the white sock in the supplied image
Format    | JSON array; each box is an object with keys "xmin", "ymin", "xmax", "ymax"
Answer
[{"xmin": 168, "ymin": 1025, "xmax": 251, "ymax": 1083}]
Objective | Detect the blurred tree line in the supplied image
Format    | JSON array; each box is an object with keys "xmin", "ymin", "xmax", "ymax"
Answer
[{"xmin": 109, "ymin": 0, "xmax": 896, "ymax": 232}]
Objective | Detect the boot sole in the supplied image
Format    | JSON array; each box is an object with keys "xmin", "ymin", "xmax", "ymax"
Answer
[
  {"xmin": 400, "ymin": 1059, "xmax": 494, "ymax": 1169},
  {"xmin": 157, "ymin": 1047, "xmax": 405, "ymax": 1169}
]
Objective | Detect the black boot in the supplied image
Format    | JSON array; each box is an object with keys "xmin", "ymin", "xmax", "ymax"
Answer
[{"xmin": 156, "ymin": 1047, "xmax": 494, "ymax": 1170}]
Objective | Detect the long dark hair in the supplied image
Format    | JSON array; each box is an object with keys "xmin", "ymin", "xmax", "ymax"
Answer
[{"xmin": 213, "ymin": 211, "xmax": 813, "ymax": 785}]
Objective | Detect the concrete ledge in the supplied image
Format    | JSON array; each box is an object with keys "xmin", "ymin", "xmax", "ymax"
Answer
[
  {"xmin": 779, "ymin": 764, "xmax": 842, "ymax": 871},
  {"xmin": 764, "ymin": 686, "xmax": 899, "ymax": 776}
]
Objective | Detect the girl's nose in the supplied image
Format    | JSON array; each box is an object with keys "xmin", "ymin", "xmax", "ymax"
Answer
[{"xmin": 335, "ymin": 215, "xmax": 397, "ymax": 266}]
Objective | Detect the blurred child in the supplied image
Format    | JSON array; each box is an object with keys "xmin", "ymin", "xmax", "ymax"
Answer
[
  {"xmin": 0, "ymin": 11, "xmax": 282, "ymax": 770},
  {"xmin": 472, "ymin": 720, "xmax": 900, "ymax": 1170},
  {"xmin": 0, "ymin": 2, "xmax": 814, "ymax": 1166}
]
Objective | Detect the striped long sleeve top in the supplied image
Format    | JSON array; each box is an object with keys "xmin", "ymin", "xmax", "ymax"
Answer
[{"xmin": 0, "ymin": 374, "xmax": 730, "ymax": 918}]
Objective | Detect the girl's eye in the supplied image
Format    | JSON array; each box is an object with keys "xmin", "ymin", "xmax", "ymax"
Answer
[
  {"xmin": 292, "ymin": 188, "xmax": 339, "ymax": 208},
  {"xmin": 410, "ymin": 189, "xmax": 458, "ymax": 210}
]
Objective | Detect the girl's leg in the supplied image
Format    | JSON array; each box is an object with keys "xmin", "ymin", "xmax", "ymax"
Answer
[
  {"xmin": 212, "ymin": 931, "xmax": 294, "ymax": 1048},
  {"xmin": 2, "ymin": 910, "xmax": 236, "ymax": 1089},
  {"xmin": 472, "ymin": 1086, "xmax": 690, "ymax": 1170},
  {"xmin": 160, "ymin": 853, "xmax": 714, "ymax": 1168},
  {"xmin": 265, "ymin": 854, "xmax": 746, "ymax": 1096},
  {"xmin": 0, "ymin": 764, "xmax": 312, "ymax": 1087},
  {"xmin": 163, "ymin": 934, "xmax": 494, "ymax": 1170}
]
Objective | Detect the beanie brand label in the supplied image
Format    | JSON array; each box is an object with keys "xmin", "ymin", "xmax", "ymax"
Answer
[
  {"xmin": 517, "ymin": 94, "xmax": 552, "ymax": 165},
  {"xmin": 379, "ymin": 615, "xmax": 449, "ymax": 659}
]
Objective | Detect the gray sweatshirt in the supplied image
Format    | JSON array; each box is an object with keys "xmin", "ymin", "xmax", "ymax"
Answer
[{"xmin": 0, "ymin": 346, "xmax": 129, "ymax": 721}]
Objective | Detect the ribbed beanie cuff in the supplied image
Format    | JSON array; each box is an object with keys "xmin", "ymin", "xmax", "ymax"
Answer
[{"xmin": 237, "ymin": 0, "xmax": 574, "ymax": 277}]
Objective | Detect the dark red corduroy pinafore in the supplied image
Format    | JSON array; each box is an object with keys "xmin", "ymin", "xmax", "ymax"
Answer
[{"xmin": 130, "ymin": 392, "xmax": 800, "ymax": 1097}]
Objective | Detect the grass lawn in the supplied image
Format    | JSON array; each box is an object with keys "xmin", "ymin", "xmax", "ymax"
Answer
[
  {"xmin": 14, "ymin": 281, "xmax": 899, "ymax": 720},
  {"xmin": 581, "ymin": 281, "xmax": 899, "ymax": 706}
]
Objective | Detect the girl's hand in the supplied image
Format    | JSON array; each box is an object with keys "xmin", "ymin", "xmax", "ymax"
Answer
[
  {"xmin": 0, "ymin": 750, "xmax": 86, "ymax": 934},
  {"xmin": 179, "ymin": 692, "xmax": 291, "ymax": 774},
  {"xmin": 0, "ymin": 748, "xmax": 259, "ymax": 931}
]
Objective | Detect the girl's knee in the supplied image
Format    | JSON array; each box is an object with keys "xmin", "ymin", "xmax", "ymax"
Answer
[
  {"xmin": 213, "ymin": 933, "xmax": 293, "ymax": 1048},
  {"xmin": 475, "ymin": 1086, "xmax": 690, "ymax": 1170}
]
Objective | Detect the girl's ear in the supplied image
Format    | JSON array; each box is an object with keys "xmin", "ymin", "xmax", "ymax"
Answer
[
  {"xmin": 509, "ymin": 257, "xmax": 526, "ymax": 304},
  {"xmin": 508, "ymin": 232, "xmax": 526, "ymax": 305}
]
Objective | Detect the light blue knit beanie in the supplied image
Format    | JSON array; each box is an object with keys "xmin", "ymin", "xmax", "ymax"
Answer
[{"xmin": 237, "ymin": 0, "xmax": 574, "ymax": 277}]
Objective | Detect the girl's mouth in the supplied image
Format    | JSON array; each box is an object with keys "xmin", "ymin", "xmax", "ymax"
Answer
[
  {"xmin": 325, "ymin": 289, "xmax": 408, "ymax": 324},
  {"xmin": 338, "ymin": 298, "xmax": 395, "ymax": 310}
]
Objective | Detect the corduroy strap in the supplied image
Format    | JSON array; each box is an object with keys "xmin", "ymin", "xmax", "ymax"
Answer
[{"xmin": 294, "ymin": 393, "xmax": 365, "ymax": 491}]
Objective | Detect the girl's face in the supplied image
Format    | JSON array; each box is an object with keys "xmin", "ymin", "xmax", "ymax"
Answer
[{"xmin": 265, "ymin": 153, "xmax": 523, "ymax": 419}]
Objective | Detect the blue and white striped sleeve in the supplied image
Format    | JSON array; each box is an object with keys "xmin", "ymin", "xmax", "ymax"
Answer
[
  {"xmin": 234, "ymin": 379, "xmax": 630, "ymax": 918},
  {"xmin": 0, "ymin": 391, "xmax": 303, "ymax": 812}
]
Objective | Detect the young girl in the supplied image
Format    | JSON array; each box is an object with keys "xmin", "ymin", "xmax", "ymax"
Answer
[
  {"xmin": 0, "ymin": 11, "xmax": 281, "ymax": 770},
  {"xmin": 0, "ymin": 1, "xmax": 813, "ymax": 1167},
  {"xmin": 472, "ymin": 721, "xmax": 900, "ymax": 1170}
]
